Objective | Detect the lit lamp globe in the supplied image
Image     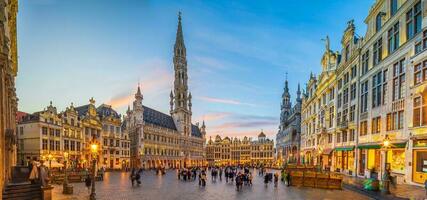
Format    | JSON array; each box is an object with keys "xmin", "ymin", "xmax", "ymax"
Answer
[
  {"xmin": 383, "ymin": 138, "xmax": 390, "ymax": 148},
  {"xmin": 91, "ymin": 143, "xmax": 98, "ymax": 154}
]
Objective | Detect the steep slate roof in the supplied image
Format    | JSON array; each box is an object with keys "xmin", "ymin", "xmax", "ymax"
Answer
[
  {"xmin": 142, "ymin": 105, "xmax": 202, "ymax": 138},
  {"xmin": 74, "ymin": 105, "xmax": 90, "ymax": 117},
  {"xmin": 142, "ymin": 106, "xmax": 177, "ymax": 130},
  {"xmin": 191, "ymin": 124, "xmax": 202, "ymax": 138},
  {"xmin": 96, "ymin": 104, "xmax": 120, "ymax": 119}
]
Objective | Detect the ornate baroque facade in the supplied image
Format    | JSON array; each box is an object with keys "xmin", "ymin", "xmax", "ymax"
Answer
[
  {"xmin": 275, "ymin": 77, "xmax": 302, "ymax": 165},
  {"xmin": 300, "ymin": 0, "xmax": 427, "ymax": 186},
  {"xmin": 17, "ymin": 100, "xmax": 130, "ymax": 170},
  {"xmin": 0, "ymin": 0, "xmax": 18, "ymax": 198},
  {"xmin": 127, "ymin": 13, "xmax": 206, "ymax": 169},
  {"xmin": 206, "ymin": 132, "xmax": 274, "ymax": 166}
]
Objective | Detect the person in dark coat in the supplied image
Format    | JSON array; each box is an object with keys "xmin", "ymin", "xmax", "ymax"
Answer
[
  {"xmin": 130, "ymin": 168, "xmax": 136, "ymax": 186},
  {"xmin": 85, "ymin": 175, "xmax": 92, "ymax": 194}
]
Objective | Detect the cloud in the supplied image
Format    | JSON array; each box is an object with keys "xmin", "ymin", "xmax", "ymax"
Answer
[
  {"xmin": 194, "ymin": 112, "xmax": 232, "ymax": 122},
  {"xmin": 192, "ymin": 55, "xmax": 227, "ymax": 70},
  {"xmin": 211, "ymin": 121, "xmax": 277, "ymax": 130},
  {"xmin": 197, "ymin": 96, "xmax": 257, "ymax": 107},
  {"xmin": 106, "ymin": 58, "xmax": 173, "ymax": 109}
]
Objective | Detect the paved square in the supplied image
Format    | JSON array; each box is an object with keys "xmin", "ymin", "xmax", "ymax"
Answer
[{"xmin": 53, "ymin": 169, "xmax": 371, "ymax": 200}]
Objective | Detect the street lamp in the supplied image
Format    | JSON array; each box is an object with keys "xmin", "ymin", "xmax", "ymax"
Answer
[
  {"xmin": 63, "ymin": 152, "xmax": 73, "ymax": 194},
  {"xmin": 382, "ymin": 134, "xmax": 391, "ymax": 194},
  {"xmin": 48, "ymin": 153, "xmax": 53, "ymax": 169},
  {"xmin": 90, "ymin": 139, "xmax": 99, "ymax": 200}
]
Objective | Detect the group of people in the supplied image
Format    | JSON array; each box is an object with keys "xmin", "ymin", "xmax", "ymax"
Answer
[
  {"xmin": 178, "ymin": 167, "xmax": 199, "ymax": 181},
  {"xmin": 28, "ymin": 158, "xmax": 50, "ymax": 187},
  {"xmin": 130, "ymin": 168, "xmax": 143, "ymax": 186}
]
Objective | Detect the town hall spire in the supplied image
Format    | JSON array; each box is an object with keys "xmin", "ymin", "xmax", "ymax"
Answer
[{"xmin": 171, "ymin": 12, "xmax": 192, "ymax": 137}]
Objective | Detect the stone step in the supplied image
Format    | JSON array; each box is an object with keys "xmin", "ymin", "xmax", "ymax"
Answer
[
  {"xmin": 2, "ymin": 190, "xmax": 42, "ymax": 200},
  {"xmin": 2, "ymin": 183, "xmax": 42, "ymax": 200}
]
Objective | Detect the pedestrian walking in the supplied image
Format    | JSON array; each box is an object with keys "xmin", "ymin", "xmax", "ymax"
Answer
[
  {"xmin": 201, "ymin": 170, "xmax": 207, "ymax": 187},
  {"xmin": 219, "ymin": 167, "xmax": 223, "ymax": 181},
  {"xmin": 28, "ymin": 159, "xmax": 38, "ymax": 184},
  {"xmin": 136, "ymin": 169, "xmax": 141, "ymax": 186},
  {"xmin": 39, "ymin": 162, "xmax": 49, "ymax": 187},
  {"xmin": 85, "ymin": 175, "xmax": 92, "ymax": 194},
  {"xmin": 130, "ymin": 168, "xmax": 136, "ymax": 186},
  {"xmin": 274, "ymin": 172, "xmax": 279, "ymax": 187},
  {"xmin": 285, "ymin": 170, "xmax": 291, "ymax": 186}
]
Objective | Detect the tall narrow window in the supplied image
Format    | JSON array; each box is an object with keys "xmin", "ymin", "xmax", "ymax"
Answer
[
  {"xmin": 382, "ymin": 69, "xmax": 388, "ymax": 105},
  {"xmin": 413, "ymin": 96, "xmax": 427, "ymax": 127},
  {"xmin": 373, "ymin": 38, "xmax": 383, "ymax": 66},
  {"xmin": 390, "ymin": 0, "xmax": 398, "ymax": 16},
  {"xmin": 392, "ymin": 59, "xmax": 406, "ymax": 100},
  {"xmin": 350, "ymin": 83, "xmax": 357, "ymax": 100},
  {"xmin": 360, "ymin": 121, "xmax": 368, "ymax": 136},
  {"xmin": 388, "ymin": 22, "xmax": 400, "ymax": 53},
  {"xmin": 406, "ymin": 2, "xmax": 422, "ymax": 40},
  {"xmin": 362, "ymin": 51, "xmax": 369, "ymax": 75},
  {"xmin": 372, "ymin": 71, "xmax": 382, "ymax": 108},
  {"xmin": 376, "ymin": 13, "xmax": 383, "ymax": 32},
  {"xmin": 360, "ymin": 81, "xmax": 369, "ymax": 113}
]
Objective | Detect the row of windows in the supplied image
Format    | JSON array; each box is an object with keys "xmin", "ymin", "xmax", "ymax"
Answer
[
  {"xmin": 103, "ymin": 139, "xmax": 130, "ymax": 148},
  {"xmin": 305, "ymin": 129, "xmax": 356, "ymax": 148},
  {"xmin": 364, "ymin": 1, "xmax": 422, "ymax": 76},
  {"xmin": 359, "ymin": 111, "xmax": 404, "ymax": 136},
  {"xmin": 102, "ymin": 124, "xmax": 121, "ymax": 134},
  {"xmin": 63, "ymin": 140, "xmax": 81, "ymax": 151},
  {"xmin": 103, "ymin": 150, "xmax": 129, "ymax": 156},
  {"xmin": 42, "ymin": 139, "xmax": 61, "ymax": 151},
  {"xmin": 41, "ymin": 127, "xmax": 61, "ymax": 137},
  {"xmin": 360, "ymin": 58, "xmax": 405, "ymax": 113}
]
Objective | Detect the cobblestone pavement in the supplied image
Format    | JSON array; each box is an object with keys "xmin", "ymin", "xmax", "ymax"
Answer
[{"xmin": 53, "ymin": 169, "xmax": 372, "ymax": 200}]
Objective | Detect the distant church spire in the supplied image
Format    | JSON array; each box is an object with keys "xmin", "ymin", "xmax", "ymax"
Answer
[{"xmin": 280, "ymin": 73, "xmax": 291, "ymax": 127}]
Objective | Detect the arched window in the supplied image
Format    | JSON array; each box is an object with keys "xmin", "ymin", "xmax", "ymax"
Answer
[{"xmin": 376, "ymin": 13, "xmax": 382, "ymax": 32}]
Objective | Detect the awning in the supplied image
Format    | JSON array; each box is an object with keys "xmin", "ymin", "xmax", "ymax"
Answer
[
  {"xmin": 393, "ymin": 142, "xmax": 406, "ymax": 148},
  {"xmin": 322, "ymin": 148, "xmax": 333, "ymax": 155},
  {"xmin": 357, "ymin": 142, "xmax": 407, "ymax": 149},
  {"xmin": 335, "ymin": 146, "xmax": 355, "ymax": 151},
  {"xmin": 302, "ymin": 148, "xmax": 315, "ymax": 153},
  {"xmin": 357, "ymin": 144, "xmax": 381, "ymax": 149}
]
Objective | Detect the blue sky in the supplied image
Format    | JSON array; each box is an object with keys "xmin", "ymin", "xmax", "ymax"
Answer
[{"xmin": 16, "ymin": 0, "xmax": 372, "ymax": 139}]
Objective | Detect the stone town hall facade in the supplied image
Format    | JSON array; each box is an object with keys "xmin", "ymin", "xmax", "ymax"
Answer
[
  {"xmin": 127, "ymin": 13, "xmax": 206, "ymax": 169},
  {"xmin": 275, "ymin": 78, "xmax": 302, "ymax": 165}
]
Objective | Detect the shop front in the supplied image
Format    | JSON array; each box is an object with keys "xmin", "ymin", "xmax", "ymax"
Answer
[
  {"xmin": 334, "ymin": 146, "xmax": 355, "ymax": 175},
  {"xmin": 357, "ymin": 144, "xmax": 381, "ymax": 179},
  {"xmin": 412, "ymin": 139, "xmax": 427, "ymax": 184},
  {"xmin": 386, "ymin": 146, "xmax": 406, "ymax": 183},
  {"xmin": 302, "ymin": 148, "xmax": 314, "ymax": 165},
  {"xmin": 321, "ymin": 148, "xmax": 333, "ymax": 171},
  {"xmin": 358, "ymin": 142, "xmax": 406, "ymax": 180}
]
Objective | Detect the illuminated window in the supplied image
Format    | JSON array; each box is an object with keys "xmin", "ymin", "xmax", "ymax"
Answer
[{"xmin": 413, "ymin": 96, "xmax": 427, "ymax": 127}]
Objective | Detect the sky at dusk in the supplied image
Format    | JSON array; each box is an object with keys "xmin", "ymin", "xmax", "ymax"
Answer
[{"xmin": 16, "ymin": 0, "xmax": 372, "ymax": 139}]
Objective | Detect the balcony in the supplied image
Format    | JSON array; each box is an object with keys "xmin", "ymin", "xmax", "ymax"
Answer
[
  {"xmin": 392, "ymin": 99, "xmax": 404, "ymax": 112},
  {"xmin": 337, "ymin": 120, "xmax": 348, "ymax": 130}
]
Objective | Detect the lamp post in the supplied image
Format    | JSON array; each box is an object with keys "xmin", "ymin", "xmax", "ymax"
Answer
[
  {"xmin": 48, "ymin": 153, "xmax": 53, "ymax": 169},
  {"xmin": 63, "ymin": 152, "xmax": 73, "ymax": 194},
  {"xmin": 90, "ymin": 140, "xmax": 99, "ymax": 200},
  {"xmin": 382, "ymin": 135, "xmax": 391, "ymax": 194}
]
